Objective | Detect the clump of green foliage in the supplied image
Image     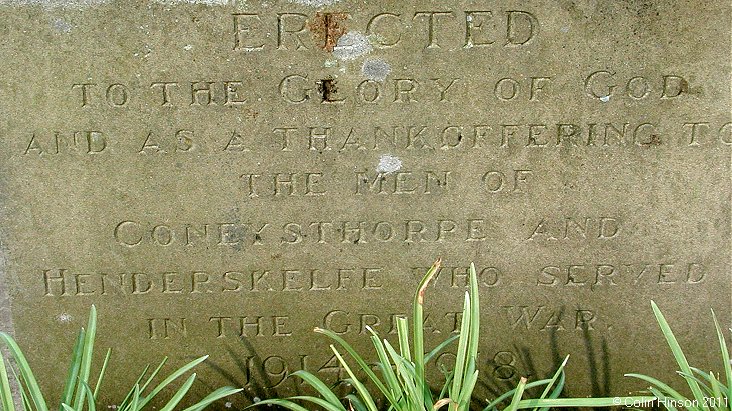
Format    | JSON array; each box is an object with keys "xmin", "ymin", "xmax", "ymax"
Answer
[
  {"xmin": 251, "ymin": 260, "xmax": 652, "ymax": 411},
  {"xmin": 0, "ymin": 306, "xmax": 241, "ymax": 411},
  {"xmin": 622, "ymin": 301, "xmax": 731, "ymax": 411}
]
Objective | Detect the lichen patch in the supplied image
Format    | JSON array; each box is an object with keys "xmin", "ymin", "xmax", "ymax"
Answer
[
  {"xmin": 377, "ymin": 154, "xmax": 402, "ymax": 174},
  {"xmin": 332, "ymin": 31, "xmax": 371, "ymax": 60}
]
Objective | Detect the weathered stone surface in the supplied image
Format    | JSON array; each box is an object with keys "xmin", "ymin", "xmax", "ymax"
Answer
[{"xmin": 0, "ymin": 0, "xmax": 730, "ymax": 408}]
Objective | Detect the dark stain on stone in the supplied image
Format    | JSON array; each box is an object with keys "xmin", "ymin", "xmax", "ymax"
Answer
[
  {"xmin": 307, "ymin": 12, "xmax": 348, "ymax": 52},
  {"xmin": 641, "ymin": 134, "xmax": 662, "ymax": 147},
  {"xmin": 317, "ymin": 77, "xmax": 339, "ymax": 102}
]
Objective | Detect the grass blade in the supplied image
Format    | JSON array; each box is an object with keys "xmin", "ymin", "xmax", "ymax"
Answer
[
  {"xmin": 159, "ymin": 373, "xmax": 196, "ymax": 411},
  {"xmin": 10, "ymin": 367, "xmax": 32, "ymax": 411},
  {"xmin": 330, "ymin": 346, "xmax": 378, "ymax": 411},
  {"xmin": 364, "ymin": 333, "xmax": 400, "ymax": 406},
  {"xmin": 315, "ymin": 328, "xmax": 392, "ymax": 401},
  {"xmin": 425, "ymin": 334, "xmax": 460, "ymax": 364},
  {"xmin": 129, "ymin": 385, "xmax": 140, "ymax": 411},
  {"xmin": 709, "ymin": 372, "xmax": 723, "ymax": 411},
  {"xmin": 93, "ymin": 349, "xmax": 111, "ymax": 401},
  {"xmin": 181, "ymin": 386, "xmax": 243, "ymax": 411},
  {"xmin": 383, "ymin": 341, "xmax": 419, "ymax": 410},
  {"xmin": 345, "ymin": 395, "xmax": 367, "ymax": 411},
  {"xmin": 533, "ymin": 356, "xmax": 569, "ymax": 411},
  {"xmin": 396, "ymin": 318, "xmax": 410, "ymax": 362},
  {"xmin": 81, "ymin": 381, "xmax": 96, "ymax": 411},
  {"xmin": 465, "ymin": 263, "xmax": 480, "ymax": 378},
  {"xmin": 450, "ymin": 292, "xmax": 471, "ymax": 407},
  {"xmin": 59, "ymin": 330, "xmax": 85, "ymax": 411},
  {"xmin": 288, "ymin": 396, "xmax": 350, "ymax": 411},
  {"xmin": 291, "ymin": 370, "xmax": 346, "ymax": 410},
  {"xmin": 651, "ymin": 301, "xmax": 707, "ymax": 409},
  {"xmin": 546, "ymin": 370, "xmax": 566, "ymax": 400},
  {"xmin": 483, "ymin": 378, "xmax": 555, "ymax": 410},
  {"xmin": 648, "ymin": 387, "xmax": 677, "ymax": 411},
  {"xmin": 0, "ymin": 351, "xmax": 15, "ymax": 411},
  {"xmin": 518, "ymin": 396, "xmax": 656, "ymax": 408},
  {"xmin": 139, "ymin": 358, "xmax": 167, "ymax": 394},
  {"xmin": 506, "ymin": 377, "xmax": 528, "ymax": 411},
  {"xmin": 455, "ymin": 370, "xmax": 479, "ymax": 410},
  {"xmin": 0, "ymin": 332, "xmax": 48, "ymax": 411},
  {"xmin": 248, "ymin": 399, "xmax": 309, "ymax": 411},
  {"xmin": 625, "ymin": 373, "xmax": 690, "ymax": 406},
  {"xmin": 413, "ymin": 259, "xmax": 441, "ymax": 409},
  {"xmin": 72, "ymin": 306, "xmax": 97, "ymax": 411},
  {"xmin": 677, "ymin": 371, "xmax": 714, "ymax": 397},
  {"xmin": 136, "ymin": 356, "xmax": 207, "ymax": 409},
  {"xmin": 438, "ymin": 371, "xmax": 454, "ymax": 403},
  {"xmin": 711, "ymin": 310, "xmax": 732, "ymax": 402},
  {"xmin": 690, "ymin": 367, "xmax": 727, "ymax": 392},
  {"xmin": 117, "ymin": 365, "xmax": 150, "ymax": 411}
]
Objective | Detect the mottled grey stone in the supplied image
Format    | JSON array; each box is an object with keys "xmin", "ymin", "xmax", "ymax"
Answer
[{"xmin": 0, "ymin": 0, "xmax": 730, "ymax": 409}]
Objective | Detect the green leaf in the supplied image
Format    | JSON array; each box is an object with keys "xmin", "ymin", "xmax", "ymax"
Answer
[
  {"xmin": 482, "ymin": 378, "xmax": 556, "ymax": 410},
  {"xmin": 0, "ymin": 351, "xmax": 15, "ymax": 411},
  {"xmin": 677, "ymin": 371, "xmax": 715, "ymax": 398},
  {"xmin": 139, "ymin": 358, "xmax": 167, "ymax": 394},
  {"xmin": 455, "ymin": 370, "xmax": 478, "ymax": 411},
  {"xmin": 709, "ymin": 372, "xmax": 724, "ymax": 411},
  {"xmin": 10, "ymin": 367, "xmax": 32, "ymax": 411},
  {"xmin": 506, "ymin": 377, "xmax": 528, "ymax": 411},
  {"xmin": 330, "ymin": 346, "xmax": 378, "ymax": 411},
  {"xmin": 547, "ymin": 370, "xmax": 566, "ymax": 400},
  {"xmin": 396, "ymin": 318, "xmax": 410, "ymax": 363},
  {"xmin": 315, "ymin": 328, "xmax": 392, "ymax": 402},
  {"xmin": 81, "ymin": 381, "xmax": 96, "ymax": 411},
  {"xmin": 711, "ymin": 310, "xmax": 732, "ymax": 403},
  {"xmin": 413, "ymin": 259, "xmax": 441, "ymax": 409},
  {"xmin": 291, "ymin": 371, "xmax": 345, "ymax": 410},
  {"xmin": 0, "ymin": 332, "xmax": 48, "ymax": 411},
  {"xmin": 450, "ymin": 292, "xmax": 471, "ymax": 407},
  {"xmin": 517, "ymin": 396, "xmax": 657, "ymax": 409},
  {"xmin": 181, "ymin": 386, "xmax": 242, "ymax": 411},
  {"xmin": 534, "ymin": 356, "xmax": 569, "ymax": 411},
  {"xmin": 185, "ymin": 387, "xmax": 239, "ymax": 411},
  {"xmin": 364, "ymin": 332, "xmax": 399, "ymax": 407},
  {"xmin": 93, "ymin": 349, "xmax": 111, "ymax": 401},
  {"xmin": 648, "ymin": 387, "xmax": 677, "ymax": 411},
  {"xmin": 438, "ymin": 371, "xmax": 454, "ymax": 404},
  {"xmin": 345, "ymin": 394, "xmax": 368, "ymax": 411},
  {"xmin": 118, "ymin": 365, "xmax": 150, "ymax": 411},
  {"xmin": 136, "ymin": 356, "xmax": 207, "ymax": 410},
  {"xmin": 73, "ymin": 306, "xmax": 97, "ymax": 411},
  {"xmin": 425, "ymin": 334, "xmax": 460, "ymax": 364},
  {"xmin": 60, "ymin": 330, "xmax": 85, "ymax": 411},
  {"xmin": 128, "ymin": 385, "xmax": 140, "ymax": 411},
  {"xmin": 288, "ymin": 396, "xmax": 350, "ymax": 411},
  {"xmin": 466, "ymin": 263, "xmax": 480, "ymax": 380},
  {"xmin": 651, "ymin": 301, "xmax": 707, "ymax": 409},
  {"xmin": 625, "ymin": 373, "xmax": 691, "ymax": 407},
  {"xmin": 249, "ymin": 399, "xmax": 310, "ymax": 411},
  {"xmin": 689, "ymin": 367, "xmax": 728, "ymax": 393},
  {"xmin": 382, "ymin": 339, "xmax": 420, "ymax": 410},
  {"xmin": 159, "ymin": 373, "xmax": 196, "ymax": 411}
]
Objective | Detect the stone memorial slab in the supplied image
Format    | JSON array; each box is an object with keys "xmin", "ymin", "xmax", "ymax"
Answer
[{"xmin": 0, "ymin": 0, "xmax": 730, "ymax": 407}]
